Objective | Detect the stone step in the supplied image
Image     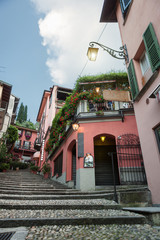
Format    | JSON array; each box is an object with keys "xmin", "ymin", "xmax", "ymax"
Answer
[
  {"xmin": 0, "ymin": 216, "xmax": 146, "ymax": 227},
  {"xmin": 0, "ymin": 198, "xmax": 121, "ymax": 210},
  {"xmin": 0, "ymin": 186, "xmax": 77, "ymax": 191},
  {"xmin": 0, "ymin": 193, "xmax": 114, "ymax": 200},
  {"xmin": 0, "ymin": 208, "xmax": 146, "ymax": 227},
  {"xmin": 0, "ymin": 204, "xmax": 121, "ymax": 210}
]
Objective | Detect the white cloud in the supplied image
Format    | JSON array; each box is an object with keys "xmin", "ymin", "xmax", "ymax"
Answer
[{"xmin": 31, "ymin": 0, "xmax": 126, "ymax": 88}]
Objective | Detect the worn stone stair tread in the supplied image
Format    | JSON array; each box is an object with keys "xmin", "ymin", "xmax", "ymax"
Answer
[
  {"xmin": 0, "ymin": 193, "xmax": 114, "ymax": 200},
  {"xmin": 0, "ymin": 204, "xmax": 121, "ymax": 210},
  {"xmin": 0, "ymin": 215, "xmax": 146, "ymax": 227}
]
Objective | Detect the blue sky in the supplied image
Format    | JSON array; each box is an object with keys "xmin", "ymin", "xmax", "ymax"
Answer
[{"xmin": 0, "ymin": 0, "xmax": 126, "ymax": 123}]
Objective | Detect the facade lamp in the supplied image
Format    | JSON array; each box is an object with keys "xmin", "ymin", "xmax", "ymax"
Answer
[
  {"xmin": 100, "ymin": 136, "xmax": 106, "ymax": 142},
  {"xmin": 95, "ymin": 87, "xmax": 100, "ymax": 93},
  {"xmin": 72, "ymin": 123, "xmax": 79, "ymax": 131},
  {"xmin": 87, "ymin": 42, "xmax": 129, "ymax": 63}
]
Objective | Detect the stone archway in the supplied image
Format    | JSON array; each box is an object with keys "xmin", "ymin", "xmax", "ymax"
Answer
[{"xmin": 94, "ymin": 134, "xmax": 120, "ymax": 186}]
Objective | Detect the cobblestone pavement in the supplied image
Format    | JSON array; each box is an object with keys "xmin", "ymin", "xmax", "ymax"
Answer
[
  {"xmin": 0, "ymin": 209, "xmax": 141, "ymax": 219},
  {"xmin": 25, "ymin": 224, "xmax": 160, "ymax": 240}
]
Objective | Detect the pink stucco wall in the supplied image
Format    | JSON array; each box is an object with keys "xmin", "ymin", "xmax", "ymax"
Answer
[
  {"xmin": 115, "ymin": 0, "xmax": 160, "ymax": 204},
  {"xmin": 50, "ymin": 114, "xmax": 138, "ymax": 183}
]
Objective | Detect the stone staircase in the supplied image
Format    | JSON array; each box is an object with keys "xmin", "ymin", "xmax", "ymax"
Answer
[{"xmin": 0, "ymin": 169, "xmax": 147, "ymax": 228}]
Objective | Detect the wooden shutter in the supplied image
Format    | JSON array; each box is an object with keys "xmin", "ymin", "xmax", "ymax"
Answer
[
  {"xmin": 128, "ymin": 60, "xmax": 139, "ymax": 100},
  {"xmin": 143, "ymin": 23, "xmax": 160, "ymax": 72}
]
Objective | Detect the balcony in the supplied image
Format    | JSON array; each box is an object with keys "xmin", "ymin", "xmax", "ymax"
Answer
[{"xmin": 76, "ymin": 100, "xmax": 133, "ymax": 122}]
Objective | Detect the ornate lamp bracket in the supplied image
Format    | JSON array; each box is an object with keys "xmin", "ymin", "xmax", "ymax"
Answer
[{"xmin": 89, "ymin": 41, "xmax": 129, "ymax": 63}]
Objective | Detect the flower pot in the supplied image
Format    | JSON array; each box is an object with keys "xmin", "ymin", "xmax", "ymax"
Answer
[
  {"xmin": 2, "ymin": 169, "xmax": 7, "ymax": 172},
  {"xmin": 32, "ymin": 170, "xmax": 37, "ymax": 174}
]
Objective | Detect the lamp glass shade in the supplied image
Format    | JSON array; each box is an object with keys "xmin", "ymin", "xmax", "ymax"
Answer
[
  {"xmin": 87, "ymin": 47, "xmax": 99, "ymax": 61},
  {"xmin": 95, "ymin": 87, "xmax": 100, "ymax": 93},
  {"xmin": 72, "ymin": 123, "xmax": 79, "ymax": 131},
  {"xmin": 100, "ymin": 136, "xmax": 106, "ymax": 142}
]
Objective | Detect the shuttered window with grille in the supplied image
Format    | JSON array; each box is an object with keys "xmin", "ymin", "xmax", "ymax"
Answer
[{"xmin": 143, "ymin": 23, "xmax": 160, "ymax": 73}]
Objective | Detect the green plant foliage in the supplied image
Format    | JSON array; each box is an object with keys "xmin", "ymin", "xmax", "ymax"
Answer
[
  {"xmin": 6, "ymin": 125, "xmax": 19, "ymax": 144},
  {"xmin": 30, "ymin": 165, "xmax": 39, "ymax": 172},
  {"xmin": 0, "ymin": 140, "xmax": 7, "ymax": 162},
  {"xmin": 24, "ymin": 105, "xmax": 28, "ymax": 122},
  {"xmin": 0, "ymin": 163, "xmax": 10, "ymax": 171},
  {"xmin": 16, "ymin": 121, "xmax": 37, "ymax": 130},
  {"xmin": 10, "ymin": 161, "xmax": 28, "ymax": 170},
  {"xmin": 42, "ymin": 163, "xmax": 51, "ymax": 174},
  {"xmin": 74, "ymin": 72, "xmax": 129, "ymax": 92}
]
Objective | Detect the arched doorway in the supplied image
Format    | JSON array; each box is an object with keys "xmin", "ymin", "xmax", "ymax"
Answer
[
  {"xmin": 94, "ymin": 134, "xmax": 120, "ymax": 186},
  {"xmin": 66, "ymin": 140, "xmax": 76, "ymax": 188}
]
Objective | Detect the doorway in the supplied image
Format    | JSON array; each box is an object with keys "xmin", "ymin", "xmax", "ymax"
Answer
[{"xmin": 94, "ymin": 135, "xmax": 120, "ymax": 186}]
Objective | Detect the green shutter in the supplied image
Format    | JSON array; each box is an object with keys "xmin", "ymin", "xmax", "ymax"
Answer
[
  {"xmin": 143, "ymin": 23, "xmax": 160, "ymax": 72},
  {"xmin": 128, "ymin": 60, "xmax": 139, "ymax": 100}
]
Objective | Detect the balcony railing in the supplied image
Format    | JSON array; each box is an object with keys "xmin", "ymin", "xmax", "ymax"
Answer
[{"xmin": 77, "ymin": 100, "xmax": 133, "ymax": 115}]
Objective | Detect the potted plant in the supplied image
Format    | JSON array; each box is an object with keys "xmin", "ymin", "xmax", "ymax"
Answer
[
  {"xmin": 30, "ymin": 165, "xmax": 39, "ymax": 174},
  {"xmin": 42, "ymin": 163, "xmax": 51, "ymax": 179},
  {"xmin": 0, "ymin": 163, "xmax": 10, "ymax": 172},
  {"xmin": 96, "ymin": 110, "xmax": 104, "ymax": 116}
]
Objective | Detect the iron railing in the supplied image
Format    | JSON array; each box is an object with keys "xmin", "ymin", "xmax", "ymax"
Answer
[{"xmin": 116, "ymin": 144, "xmax": 147, "ymax": 184}]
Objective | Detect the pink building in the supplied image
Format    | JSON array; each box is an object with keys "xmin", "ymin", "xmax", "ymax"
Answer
[
  {"xmin": 34, "ymin": 86, "xmax": 72, "ymax": 169},
  {"xmin": 100, "ymin": 0, "xmax": 160, "ymax": 204},
  {"xmin": 12, "ymin": 125, "xmax": 37, "ymax": 162},
  {"xmin": 46, "ymin": 75, "xmax": 146, "ymax": 191}
]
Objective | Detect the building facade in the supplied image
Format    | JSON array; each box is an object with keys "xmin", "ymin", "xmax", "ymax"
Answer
[
  {"xmin": 100, "ymin": 0, "xmax": 160, "ymax": 204},
  {"xmin": 45, "ymin": 75, "xmax": 146, "ymax": 191},
  {"xmin": 34, "ymin": 85, "xmax": 72, "ymax": 169},
  {"xmin": 0, "ymin": 80, "xmax": 19, "ymax": 138},
  {"xmin": 12, "ymin": 126, "xmax": 37, "ymax": 162}
]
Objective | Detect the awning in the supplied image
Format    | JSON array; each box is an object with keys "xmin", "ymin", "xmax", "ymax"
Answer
[{"xmin": 33, "ymin": 151, "xmax": 40, "ymax": 159}]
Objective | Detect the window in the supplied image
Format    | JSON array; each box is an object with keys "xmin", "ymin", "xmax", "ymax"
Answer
[
  {"xmin": 18, "ymin": 129, "xmax": 23, "ymax": 138},
  {"xmin": 143, "ymin": 23, "xmax": 160, "ymax": 72},
  {"xmin": 155, "ymin": 125, "xmax": 160, "ymax": 153},
  {"xmin": 15, "ymin": 140, "xmax": 21, "ymax": 149},
  {"xmin": 54, "ymin": 152, "xmax": 63, "ymax": 177},
  {"xmin": 140, "ymin": 51, "xmax": 150, "ymax": 76},
  {"xmin": 120, "ymin": 0, "xmax": 132, "ymax": 18},
  {"xmin": 23, "ymin": 141, "xmax": 31, "ymax": 150}
]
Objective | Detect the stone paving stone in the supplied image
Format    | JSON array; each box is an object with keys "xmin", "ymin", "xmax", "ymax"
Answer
[
  {"xmin": 0, "ymin": 209, "xmax": 141, "ymax": 219},
  {"xmin": 0, "ymin": 199, "xmax": 116, "ymax": 206},
  {"xmin": 25, "ymin": 224, "xmax": 160, "ymax": 240}
]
